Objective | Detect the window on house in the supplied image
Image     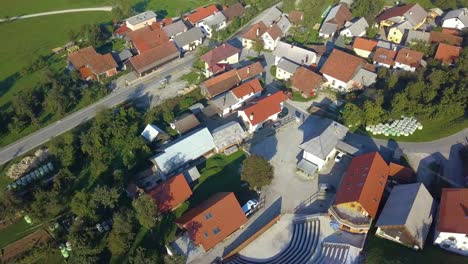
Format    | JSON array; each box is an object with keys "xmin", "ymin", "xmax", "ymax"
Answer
[
  {"xmin": 205, "ymin": 212, "xmax": 213, "ymax": 220},
  {"xmin": 448, "ymin": 237, "xmax": 456, "ymax": 241},
  {"xmin": 204, "ymin": 231, "xmax": 209, "ymax": 238},
  {"xmin": 213, "ymin": 227, "xmax": 221, "ymax": 235},
  {"xmin": 373, "ymin": 198, "xmax": 378, "ymax": 202}
]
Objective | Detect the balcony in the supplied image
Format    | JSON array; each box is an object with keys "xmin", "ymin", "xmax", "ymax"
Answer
[{"xmin": 328, "ymin": 205, "xmax": 372, "ymax": 230}]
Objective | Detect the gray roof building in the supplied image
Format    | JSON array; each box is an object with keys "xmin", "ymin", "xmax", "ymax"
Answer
[
  {"xmin": 341, "ymin": 17, "xmax": 369, "ymax": 36},
  {"xmin": 376, "ymin": 183, "xmax": 435, "ymax": 250},
  {"xmin": 173, "ymin": 27, "xmax": 204, "ymax": 48},
  {"xmin": 261, "ymin": 7, "xmax": 283, "ymax": 26},
  {"xmin": 273, "ymin": 41, "xmax": 318, "ymax": 65},
  {"xmin": 377, "ymin": 40, "xmax": 399, "ymax": 50},
  {"xmin": 404, "ymin": 4, "xmax": 427, "ymax": 26},
  {"xmin": 211, "ymin": 91, "xmax": 239, "ymax": 112},
  {"xmin": 171, "ymin": 113, "xmax": 201, "ymax": 134},
  {"xmin": 277, "ymin": 58, "xmax": 300, "ymax": 74},
  {"xmin": 277, "ymin": 15, "xmax": 292, "ymax": 34},
  {"xmin": 202, "ymin": 11, "xmax": 227, "ymax": 27},
  {"xmin": 113, "ymin": 49, "xmax": 133, "ymax": 64},
  {"xmin": 163, "ymin": 20, "xmax": 188, "ymax": 38},
  {"xmin": 351, "ymin": 68, "xmax": 377, "ymax": 87},
  {"xmin": 405, "ymin": 30, "xmax": 430, "ymax": 45},
  {"xmin": 150, "ymin": 128, "xmax": 216, "ymax": 175},
  {"xmin": 126, "ymin": 11, "xmax": 157, "ymax": 26},
  {"xmin": 299, "ymin": 121, "xmax": 352, "ymax": 160},
  {"xmin": 211, "ymin": 121, "xmax": 247, "ymax": 152},
  {"xmin": 320, "ymin": 23, "xmax": 338, "ymax": 36},
  {"xmin": 442, "ymin": 7, "xmax": 468, "ymax": 27}
]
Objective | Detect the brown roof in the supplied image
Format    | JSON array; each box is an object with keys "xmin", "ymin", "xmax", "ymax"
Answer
[
  {"xmin": 430, "ymin": 31, "xmax": 463, "ymax": 46},
  {"xmin": 243, "ymin": 21, "xmax": 268, "ymax": 40},
  {"xmin": 173, "ymin": 113, "xmax": 201, "ymax": 134},
  {"xmin": 288, "ymin": 10, "xmax": 304, "ymax": 24},
  {"xmin": 326, "ymin": 3, "xmax": 352, "ymax": 28},
  {"xmin": 437, "ymin": 188, "xmax": 468, "ymax": 234},
  {"xmin": 373, "ymin": 48, "xmax": 397, "ymax": 66},
  {"xmin": 395, "ymin": 48, "xmax": 424, "ymax": 67},
  {"xmin": 320, "ymin": 49, "xmax": 368, "ymax": 83},
  {"xmin": 441, "ymin": 28, "xmax": 460, "ymax": 36},
  {"xmin": 148, "ymin": 174, "xmax": 192, "ymax": 213},
  {"xmin": 201, "ymin": 43, "xmax": 240, "ymax": 67},
  {"xmin": 231, "ymin": 78, "xmax": 263, "ymax": 98},
  {"xmin": 241, "ymin": 91, "xmax": 287, "ymax": 126},
  {"xmin": 353, "ymin": 37, "xmax": 378, "ymax": 52},
  {"xmin": 126, "ymin": 26, "xmax": 170, "ymax": 53},
  {"xmin": 389, "ymin": 162, "xmax": 415, "ymax": 183},
  {"xmin": 187, "ymin": 5, "xmax": 219, "ymax": 24},
  {"xmin": 307, "ymin": 45, "xmax": 327, "ymax": 56},
  {"xmin": 223, "ymin": 3, "xmax": 244, "ymax": 21},
  {"xmin": 376, "ymin": 4, "xmax": 415, "ymax": 22},
  {"xmin": 265, "ymin": 24, "xmax": 283, "ymax": 40},
  {"xmin": 334, "ymin": 152, "xmax": 389, "ymax": 218},
  {"xmin": 202, "ymin": 62, "xmax": 263, "ymax": 98},
  {"xmin": 435, "ymin": 43, "xmax": 462, "ymax": 65},
  {"xmin": 291, "ymin": 67, "xmax": 323, "ymax": 96},
  {"xmin": 176, "ymin": 192, "xmax": 247, "ymax": 251},
  {"xmin": 68, "ymin": 46, "xmax": 117, "ymax": 76},
  {"xmin": 128, "ymin": 42, "xmax": 179, "ymax": 74}
]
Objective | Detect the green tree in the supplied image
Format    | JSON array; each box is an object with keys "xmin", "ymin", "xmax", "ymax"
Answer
[
  {"xmin": 108, "ymin": 209, "xmax": 136, "ymax": 256},
  {"xmin": 113, "ymin": 0, "xmax": 134, "ymax": 20},
  {"xmin": 351, "ymin": 0, "xmax": 384, "ymax": 22},
  {"xmin": 49, "ymin": 132, "xmax": 76, "ymax": 168},
  {"xmin": 68, "ymin": 228, "xmax": 102, "ymax": 264},
  {"xmin": 253, "ymin": 38, "xmax": 264, "ymax": 55},
  {"xmin": 70, "ymin": 191, "xmax": 96, "ymax": 220},
  {"xmin": 363, "ymin": 101, "xmax": 386, "ymax": 125},
  {"xmin": 129, "ymin": 247, "xmax": 159, "ymax": 264},
  {"xmin": 91, "ymin": 185, "xmax": 121, "ymax": 210},
  {"xmin": 342, "ymin": 103, "xmax": 363, "ymax": 127},
  {"xmin": 132, "ymin": 194, "xmax": 158, "ymax": 230},
  {"xmin": 241, "ymin": 155, "xmax": 274, "ymax": 190},
  {"xmin": 28, "ymin": 190, "xmax": 64, "ymax": 221}
]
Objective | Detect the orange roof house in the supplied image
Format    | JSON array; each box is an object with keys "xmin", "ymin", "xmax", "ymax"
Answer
[
  {"xmin": 127, "ymin": 41, "xmax": 180, "ymax": 77},
  {"xmin": 176, "ymin": 192, "xmax": 247, "ymax": 251},
  {"xmin": 187, "ymin": 5, "xmax": 219, "ymax": 25},
  {"xmin": 201, "ymin": 62, "xmax": 263, "ymax": 98},
  {"xmin": 148, "ymin": 174, "xmax": 192, "ymax": 213},
  {"xmin": 231, "ymin": 78, "xmax": 263, "ymax": 99},
  {"xmin": 238, "ymin": 91, "xmax": 287, "ymax": 133},
  {"xmin": 436, "ymin": 188, "xmax": 468, "ymax": 235},
  {"xmin": 430, "ymin": 31, "xmax": 463, "ymax": 46},
  {"xmin": 389, "ymin": 162, "xmax": 415, "ymax": 183},
  {"xmin": 290, "ymin": 67, "xmax": 323, "ymax": 98},
  {"xmin": 201, "ymin": 43, "xmax": 240, "ymax": 76},
  {"xmin": 329, "ymin": 152, "xmax": 389, "ymax": 234},
  {"xmin": 126, "ymin": 26, "xmax": 170, "ymax": 54},
  {"xmin": 68, "ymin": 46, "xmax": 117, "ymax": 81},
  {"xmin": 288, "ymin": 10, "xmax": 304, "ymax": 24},
  {"xmin": 242, "ymin": 21, "xmax": 268, "ymax": 41},
  {"xmin": 434, "ymin": 43, "xmax": 462, "ymax": 65},
  {"xmin": 394, "ymin": 48, "xmax": 424, "ymax": 70},
  {"xmin": 373, "ymin": 47, "xmax": 397, "ymax": 67}
]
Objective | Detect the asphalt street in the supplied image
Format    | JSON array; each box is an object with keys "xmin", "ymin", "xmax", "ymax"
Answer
[{"xmin": 0, "ymin": 53, "xmax": 195, "ymax": 165}]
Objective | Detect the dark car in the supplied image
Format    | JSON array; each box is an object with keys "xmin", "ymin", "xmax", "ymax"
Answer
[{"xmin": 278, "ymin": 107, "xmax": 289, "ymax": 118}]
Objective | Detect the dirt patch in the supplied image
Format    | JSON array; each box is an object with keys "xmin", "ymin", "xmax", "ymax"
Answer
[{"xmin": 1, "ymin": 229, "xmax": 51, "ymax": 263}]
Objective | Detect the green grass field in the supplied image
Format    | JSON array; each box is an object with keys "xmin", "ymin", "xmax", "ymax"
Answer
[
  {"xmin": 0, "ymin": 219, "xmax": 42, "ymax": 249},
  {"xmin": 0, "ymin": 0, "xmax": 113, "ymax": 17}
]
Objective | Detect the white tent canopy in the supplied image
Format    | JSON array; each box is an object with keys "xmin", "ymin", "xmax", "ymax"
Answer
[{"xmin": 141, "ymin": 124, "xmax": 164, "ymax": 142}]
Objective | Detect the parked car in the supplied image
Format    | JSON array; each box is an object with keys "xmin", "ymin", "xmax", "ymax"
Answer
[
  {"xmin": 335, "ymin": 152, "xmax": 345, "ymax": 162},
  {"xmin": 273, "ymin": 121, "xmax": 281, "ymax": 129},
  {"xmin": 319, "ymin": 183, "xmax": 335, "ymax": 193},
  {"xmin": 242, "ymin": 199, "xmax": 259, "ymax": 217},
  {"xmin": 278, "ymin": 107, "xmax": 289, "ymax": 118}
]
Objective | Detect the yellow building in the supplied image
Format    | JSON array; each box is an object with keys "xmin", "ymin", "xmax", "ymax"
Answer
[{"xmin": 376, "ymin": 4, "xmax": 427, "ymax": 43}]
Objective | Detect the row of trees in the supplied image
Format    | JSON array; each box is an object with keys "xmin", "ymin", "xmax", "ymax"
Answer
[{"xmin": 342, "ymin": 48, "xmax": 468, "ymax": 127}]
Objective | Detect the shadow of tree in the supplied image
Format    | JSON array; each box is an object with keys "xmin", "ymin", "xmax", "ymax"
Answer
[{"xmin": 0, "ymin": 72, "xmax": 21, "ymax": 98}]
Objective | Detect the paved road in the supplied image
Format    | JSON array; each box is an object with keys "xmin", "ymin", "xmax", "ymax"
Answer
[
  {"xmin": 0, "ymin": 54, "xmax": 195, "ymax": 165},
  {"xmin": 0, "ymin": 7, "xmax": 113, "ymax": 22}
]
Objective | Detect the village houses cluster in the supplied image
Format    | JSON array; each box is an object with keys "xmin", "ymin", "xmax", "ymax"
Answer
[{"xmin": 62, "ymin": 1, "xmax": 467, "ymax": 262}]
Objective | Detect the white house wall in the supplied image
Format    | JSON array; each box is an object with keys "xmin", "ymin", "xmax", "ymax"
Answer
[
  {"xmin": 434, "ymin": 231, "xmax": 468, "ymax": 256},
  {"xmin": 442, "ymin": 19, "xmax": 466, "ymax": 30}
]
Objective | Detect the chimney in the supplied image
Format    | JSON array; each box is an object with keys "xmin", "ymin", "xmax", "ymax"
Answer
[
  {"xmin": 406, "ymin": 52, "xmax": 409, "ymax": 58},
  {"xmin": 223, "ymin": 43, "xmax": 226, "ymax": 48},
  {"xmin": 247, "ymin": 66, "xmax": 251, "ymax": 74},
  {"xmin": 256, "ymin": 27, "xmax": 259, "ymax": 37},
  {"xmin": 250, "ymin": 113, "xmax": 254, "ymax": 121},
  {"xmin": 409, "ymin": 11, "xmax": 413, "ymax": 15}
]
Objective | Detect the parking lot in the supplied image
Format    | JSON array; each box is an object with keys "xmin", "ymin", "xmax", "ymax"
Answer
[{"xmin": 250, "ymin": 111, "xmax": 351, "ymax": 214}]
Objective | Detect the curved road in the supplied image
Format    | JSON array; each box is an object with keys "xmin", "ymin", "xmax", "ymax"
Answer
[{"xmin": 0, "ymin": 7, "xmax": 112, "ymax": 22}]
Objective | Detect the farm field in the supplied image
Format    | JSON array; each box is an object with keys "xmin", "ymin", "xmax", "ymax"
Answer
[{"xmin": 0, "ymin": 0, "xmax": 113, "ymax": 17}]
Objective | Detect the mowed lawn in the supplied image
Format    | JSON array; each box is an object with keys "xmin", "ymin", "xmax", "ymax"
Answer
[
  {"xmin": 0, "ymin": 12, "xmax": 112, "ymax": 106},
  {"xmin": 0, "ymin": 219, "xmax": 41, "ymax": 249},
  {"xmin": 0, "ymin": 0, "xmax": 113, "ymax": 17}
]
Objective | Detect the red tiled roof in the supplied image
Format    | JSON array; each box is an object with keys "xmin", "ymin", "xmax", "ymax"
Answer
[
  {"xmin": 265, "ymin": 24, "xmax": 282, "ymax": 40},
  {"xmin": 241, "ymin": 91, "xmax": 287, "ymax": 126},
  {"xmin": 430, "ymin": 31, "xmax": 463, "ymax": 46},
  {"xmin": 78, "ymin": 66, "xmax": 95, "ymax": 80},
  {"xmin": 353, "ymin": 37, "xmax": 378, "ymax": 52},
  {"xmin": 202, "ymin": 62, "xmax": 263, "ymax": 98},
  {"xmin": 376, "ymin": 4, "xmax": 415, "ymax": 22},
  {"xmin": 243, "ymin": 21, "xmax": 268, "ymax": 40},
  {"xmin": 373, "ymin": 47, "xmax": 397, "ymax": 66},
  {"xmin": 176, "ymin": 192, "xmax": 247, "ymax": 251},
  {"xmin": 148, "ymin": 174, "xmax": 192, "ymax": 213},
  {"xmin": 395, "ymin": 48, "xmax": 424, "ymax": 67},
  {"xmin": 114, "ymin": 24, "xmax": 130, "ymax": 35},
  {"xmin": 201, "ymin": 43, "xmax": 240, "ymax": 70},
  {"xmin": 223, "ymin": 3, "xmax": 244, "ymax": 21},
  {"xmin": 68, "ymin": 46, "xmax": 117, "ymax": 76},
  {"xmin": 126, "ymin": 26, "xmax": 170, "ymax": 53},
  {"xmin": 389, "ymin": 162, "xmax": 415, "ymax": 183},
  {"xmin": 231, "ymin": 78, "xmax": 263, "ymax": 98},
  {"xmin": 187, "ymin": 5, "xmax": 219, "ymax": 24},
  {"xmin": 435, "ymin": 43, "xmax": 462, "ymax": 65},
  {"xmin": 289, "ymin": 10, "xmax": 304, "ymax": 24},
  {"xmin": 441, "ymin": 28, "xmax": 460, "ymax": 36},
  {"xmin": 320, "ymin": 49, "xmax": 368, "ymax": 83},
  {"xmin": 128, "ymin": 42, "xmax": 179, "ymax": 73},
  {"xmin": 437, "ymin": 188, "xmax": 468, "ymax": 234},
  {"xmin": 334, "ymin": 152, "xmax": 389, "ymax": 218},
  {"xmin": 326, "ymin": 3, "xmax": 352, "ymax": 28},
  {"xmin": 291, "ymin": 67, "xmax": 323, "ymax": 96}
]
